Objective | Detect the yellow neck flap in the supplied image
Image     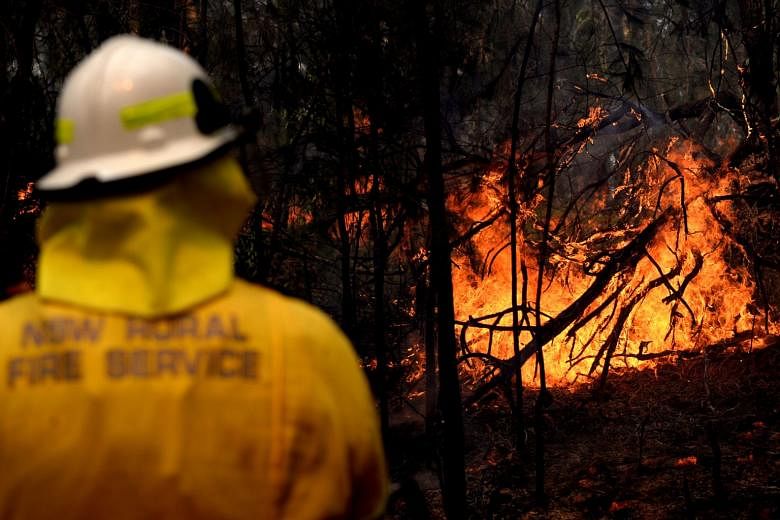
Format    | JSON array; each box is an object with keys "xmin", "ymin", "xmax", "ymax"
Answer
[{"xmin": 37, "ymin": 157, "xmax": 256, "ymax": 317}]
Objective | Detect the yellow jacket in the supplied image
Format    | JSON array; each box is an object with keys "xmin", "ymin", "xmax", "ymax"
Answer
[{"xmin": 0, "ymin": 158, "xmax": 388, "ymax": 519}]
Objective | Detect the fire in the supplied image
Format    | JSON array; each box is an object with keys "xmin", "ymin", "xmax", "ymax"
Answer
[
  {"xmin": 17, "ymin": 182, "xmax": 34, "ymax": 202},
  {"xmin": 585, "ymin": 73, "xmax": 609, "ymax": 83},
  {"xmin": 576, "ymin": 106, "xmax": 606, "ymax": 128},
  {"xmin": 674, "ymin": 456, "xmax": 698, "ymax": 467},
  {"xmin": 450, "ymin": 138, "xmax": 776, "ymax": 386},
  {"xmin": 288, "ymin": 204, "xmax": 314, "ymax": 226},
  {"xmin": 16, "ymin": 181, "xmax": 39, "ymax": 216}
]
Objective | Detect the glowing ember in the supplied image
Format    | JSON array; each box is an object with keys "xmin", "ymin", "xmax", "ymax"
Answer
[
  {"xmin": 674, "ymin": 456, "xmax": 698, "ymax": 467},
  {"xmin": 576, "ymin": 106, "xmax": 606, "ymax": 128},
  {"xmin": 289, "ymin": 204, "xmax": 314, "ymax": 226},
  {"xmin": 17, "ymin": 182, "xmax": 34, "ymax": 202}
]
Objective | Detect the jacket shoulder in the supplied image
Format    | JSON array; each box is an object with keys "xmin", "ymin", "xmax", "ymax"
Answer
[
  {"xmin": 0, "ymin": 292, "xmax": 43, "ymax": 322},
  {"xmin": 230, "ymin": 279, "xmax": 360, "ymax": 369},
  {"xmin": 231, "ymin": 279, "xmax": 346, "ymax": 338}
]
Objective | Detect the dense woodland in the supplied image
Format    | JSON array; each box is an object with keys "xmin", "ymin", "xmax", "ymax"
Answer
[{"xmin": 1, "ymin": 0, "xmax": 779, "ymax": 518}]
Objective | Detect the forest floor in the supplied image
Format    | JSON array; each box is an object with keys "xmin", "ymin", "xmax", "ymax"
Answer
[{"xmin": 385, "ymin": 340, "xmax": 780, "ymax": 519}]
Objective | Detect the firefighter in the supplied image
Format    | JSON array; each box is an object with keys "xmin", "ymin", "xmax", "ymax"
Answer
[{"xmin": 0, "ymin": 35, "xmax": 387, "ymax": 519}]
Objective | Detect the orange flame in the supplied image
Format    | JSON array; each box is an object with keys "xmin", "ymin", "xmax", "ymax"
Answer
[
  {"xmin": 674, "ymin": 456, "xmax": 698, "ymax": 467},
  {"xmin": 17, "ymin": 182, "xmax": 34, "ymax": 202},
  {"xmin": 576, "ymin": 106, "xmax": 606, "ymax": 128},
  {"xmin": 450, "ymin": 138, "xmax": 776, "ymax": 386}
]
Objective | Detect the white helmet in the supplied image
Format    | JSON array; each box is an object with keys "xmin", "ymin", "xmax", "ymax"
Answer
[{"xmin": 37, "ymin": 35, "xmax": 237, "ymax": 193}]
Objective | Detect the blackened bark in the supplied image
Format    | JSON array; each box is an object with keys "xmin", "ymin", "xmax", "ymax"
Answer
[
  {"xmin": 233, "ymin": 0, "xmax": 253, "ymax": 105},
  {"xmin": 333, "ymin": 0, "xmax": 357, "ymax": 338},
  {"xmin": 424, "ymin": 277, "xmax": 439, "ymax": 434},
  {"xmin": 532, "ymin": 0, "xmax": 560, "ymax": 503},
  {"xmin": 506, "ymin": 0, "xmax": 545, "ymax": 453},
  {"xmin": 371, "ymin": 177, "xmax": 390, "ymax": 440},
  {"xmin": 366, "ymin": 4, "xmax": 391, "ymax": 439},
  {"xmin": 737, "ymin": 0, "xmax": 779, "ymax": 179},
  {"xmin": 198, "ymin": 0, "xmax": 209, "ymax": 66},
  {"xmin": 414, "ymin": 1, "xmax": 467, "ymax": 517}
]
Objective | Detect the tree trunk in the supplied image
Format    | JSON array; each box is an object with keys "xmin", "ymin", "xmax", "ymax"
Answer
[
  {"xmin": 197, "ymin": 0, "xmax": 209, "ymax": 65},
  {"xmin": 366, "ymin": 4, "xmax": 391, "ymax": 439},
  {"xmin": 370, "ymin": 175, "xmax": 390, "ymax": 440},
  {"xmin": 414, "ymin": 1, "xmax": 467, "ymax": 517},
  {"xmin": 737, "ymin": 0, "xmax": 779, "ymax": 179},
  {"xmin": 233, "ymin": 0, "xmax": 253, "ymax": 105},
  {"xmin": 424, "ymin": 276, "xmax": 439, "ymax": 434},
  {"xmin": 333, "ymin": 0, "xmax": 358, "ymax": 338},
  {"xmin": 506, "ymin": 0, "xmax": 544, "ymax": 451},
  {"xmin": 532, "ymin": 0, "xmax": 560, "ymax": 503}
]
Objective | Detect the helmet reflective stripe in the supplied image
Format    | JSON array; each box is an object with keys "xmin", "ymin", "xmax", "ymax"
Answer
[
  {"xmin": 56, "ymin": 119, "xmax": 75, "ymax": 145},
  {"xmin": 38, "ymin": 35, "xmax": 236, "ymax": 194},
  {"xmin": 120, "ymin": 91, "xmax": 197, "ymax": 131}
]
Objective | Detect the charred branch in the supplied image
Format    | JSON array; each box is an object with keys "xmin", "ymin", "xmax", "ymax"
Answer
[
  {"xmin": 667, "ymin": 91, "xmax": 742, "ymax": 124},
  {"xmin": 568, "ymin": 280, "xmax": 629, "ymax": 339},
  {"xmin": 643, "ymin": 248, "xmax": 697, "ymax": 327},
  {"xmin": 591, "ymin": 263, "xmax": 683, "ymax": 389},
  {"xmin": 625, "ymin": 330, "xmax": 761, "ymax": 361},
  {"xmin": 464, "ymin": 209, "xmax": 674, "ymax": 406},
  {"xmin": 662, "ymin": 250, "xmax": 704, "ymax": 306},
  {"xmin": 449, "ymin": 208, "xmax": 506, "ymax": 251}
]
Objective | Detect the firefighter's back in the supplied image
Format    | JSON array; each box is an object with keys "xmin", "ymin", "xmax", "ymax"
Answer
[{"xmin": 0, "ymin": 279, "xmax": 386, "ymax": 519}]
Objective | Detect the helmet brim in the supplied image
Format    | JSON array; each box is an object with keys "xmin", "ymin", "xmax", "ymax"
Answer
[{"xmin": 38, "ymin": 126, "xmax": 237, "ymax": 194}]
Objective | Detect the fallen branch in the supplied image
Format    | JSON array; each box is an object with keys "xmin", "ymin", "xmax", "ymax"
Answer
[
  {"xmin": 464, "ymin": 209, "xmax": 674, "ymax": 406},
  {"xmin": 592, "ymin": 263, "xmax": 682, "ymax": 389}
]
